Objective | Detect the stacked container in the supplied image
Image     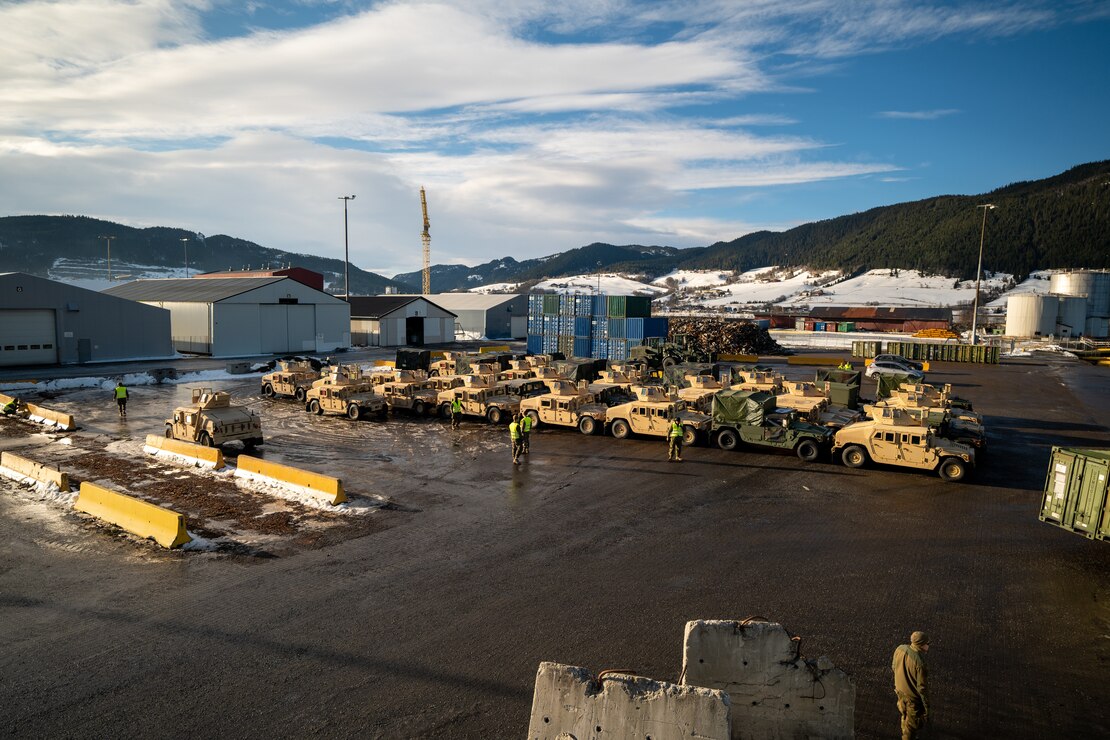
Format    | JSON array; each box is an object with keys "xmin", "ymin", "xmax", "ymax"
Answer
[
  {"xmin": 527, "ymin": 293, "xmax": 664, "ymax": 359},
  {"xmin": 1040, "ymin": 447, "xmax": 1110, "ymax": 542}
]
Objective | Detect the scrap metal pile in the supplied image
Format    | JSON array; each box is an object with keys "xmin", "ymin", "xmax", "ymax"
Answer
[{"xmin": 668, "ymin": 318, "xmax": 789, "ymax": 356}]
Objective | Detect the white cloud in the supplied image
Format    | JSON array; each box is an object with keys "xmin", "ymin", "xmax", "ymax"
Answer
[{"xmin": 878, "ymin": 109, "xmax": 961, "ymax": 120}]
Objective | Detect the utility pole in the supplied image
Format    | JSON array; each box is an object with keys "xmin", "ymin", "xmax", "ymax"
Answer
[
  {"xmin": 99, "ymin": 235, "xmax": 116, "ymax": 281},
  {"xmin": 971, "ymin": 204, "xmax": 996, "ymax": 345},
  {"xmin": 596, "ymin": 261, "xmax": 603, "ymax": 295},
  {"xmin": 180, "ymin": 237, "xmax": 190, "ymax": 277},
  {"xmin": 338, "ymin": 195, "xmax": 356, "ymax": 300}
]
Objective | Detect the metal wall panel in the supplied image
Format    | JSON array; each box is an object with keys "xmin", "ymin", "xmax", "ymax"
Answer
[{"xmin": 0, "ymin": 309, "xmax": 57, "ymax": 366}]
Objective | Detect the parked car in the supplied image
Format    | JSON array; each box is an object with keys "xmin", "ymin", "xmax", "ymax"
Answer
[
  {"xmin": 871, "ymin": 354, "xmax": 924, "ymax": 371},
  {"xmin": 865, "ymin": 360, "xmax": 924, "ymax": 380}
]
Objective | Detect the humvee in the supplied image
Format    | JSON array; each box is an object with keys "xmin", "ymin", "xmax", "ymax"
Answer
[
  {"xmin": 261, "ymin": 360, "xmax": 318, "ymax": 401},
  {"xmin": 165, "ymin": 388, "xmax": 263, "ymax": 449},
  {"xmin": 865, "ymin": 401, "xmax": 986, "ymax": 452},
  {"xmin": 730, "ymin": 369, "xmax": 784, "ymax": 394},
  {"xmin": 710, "ymin": 389, "xmax": 832, "ymax": 462},
  {"xmin": 898, "ymin": 382, "xmax": 974, "ymax": 411},
  {"xmin": 304, "ymin": 382, "xmax": 387, "ymax": 420},
  {"xmin": 775, "ymin": 380, "xmax": 862, "ymax": 430},
  {"xmin": 833, "ymin": 415, "xmax": 975, "ymax": 481},
  {"xmin": 377, "ymin": 379, "xmax": 438, "ymax": 416},
  {"xmin": 494, "ymin": 378, "xmax": 550, "ymax": 402},
  {"xmin": 675, "ymin": 374, "xmax": 724, "ymax": 413},
  {"xmin": 429, "ymin": 351, "xmax": 477, "ymax": 377},
  {"xmin": 519, "ymin": 379, "xmax": 608, "ymax": 435},
  {"xmin": 605, "ymin": 386, "xmax": 711, "ymax": 445},
  {"xmin": 587, "ymin": 369, "xmax": 638, "ymax": 407},
  {"xmin": 437, "ymin": 381, "xmax": 521, "ymax": 424},
  {"xmin": 498, "ymin": 359, "xmax": 536, "ymax": 381},
  {"xmin": 310, "ymin": 364, "xmax": 370, "ymax": 391}
]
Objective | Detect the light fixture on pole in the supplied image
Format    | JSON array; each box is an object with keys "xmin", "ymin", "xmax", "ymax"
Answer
[
  {"xmin": 596, "ymin": 261, "xmax": 603, "ymax": 295},
  {"xmin": 180, "ymin": 237, "xmax": 190, "ymax": 278},
  {"xmin": 99, "ymin": 235, "xmax": 116, "ymax": 281},
  {"xmin": 338, "ymin": 195, "xmax": 356, "ymax": 300},
  {"xmin": 970, "ymin": 204, "xmax": 996, "ymax": 345}
]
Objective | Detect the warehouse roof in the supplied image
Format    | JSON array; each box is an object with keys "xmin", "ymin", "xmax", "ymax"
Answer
[
  {"xmin": 806, "ymin": 306, "xmax": 952, "ymax": 321},
  {"xmin": 103, "ymin": 277, "xmax": 285, "ymax": 302},
  {"xmin": 348, "ymin": 295, "xmax": 456, "ymax": 319},
  {"xmin": 417, "ymin": 293, "xmax": 525, "ymax": 310}
]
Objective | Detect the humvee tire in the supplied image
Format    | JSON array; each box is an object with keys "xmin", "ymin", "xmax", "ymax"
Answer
[
  {"xmin": 611, "ymin": 419, "xmax": 630, "ymax": 439},
  {"xmin": 526, "ymin": 409, "xmax": 541, "ymax": 426},
  {"xmin": 198, "ymin": 432, "xmax": 213, "ymax": 447},
  {"xmin": 682, "ymin": 425, "xmax": 697, "ymax": 446},
  {"xmin": 261, "ymin": 383, "xmax": 275, "ymax": 398},
  {"xmin": 413, "ymin": 401, "xmax": 426, "ymax": 416},
  {"xmin": 716, "ymin": 428, "xmax": 739, "ymax": 451},
  {"xmin": 938, "ymin": 457, "xmax": 968, "ymax": 482},
  {"xmin": 347, "ymin": 403, "xmax": 362, "ymax": 420},
  {"xmin": 439, "ymin": 403, "xmax": 452, "ymax": 419},
  {"xmin": 796, "ymin": 439, "xmax": 820, "ymax": 462},
  {"xmin": 577, "ymin": 416, "xmax": 595, "ymax": 435},
  {"xmin": 308, "ymin": 399, "xmax": 323, "ymax": 415},
  {"xmin": 294, "ymin": 387, "xmax": 307, "ymax": 401},
  {"xmin": 841, "ymin": 444, "xmax": 867, "ymax": 468},
  {"xmin": 487, "ymin": 407, "xmax": 503, "ymax": 425},
  {"xmin": 164, "ymin": 425, "xmax": 173, "ymax": 438}
]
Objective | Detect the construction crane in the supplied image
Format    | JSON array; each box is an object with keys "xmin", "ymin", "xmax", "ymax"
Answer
[{"xmin": 419, "ymin": 187, "xmax": 431, "ymax": 294}]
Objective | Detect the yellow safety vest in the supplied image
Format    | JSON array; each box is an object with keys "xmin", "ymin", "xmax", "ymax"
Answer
[
  {"xmin": 115, "ymin": 386, "xmax": 128, "ymax": 399},
  {"xmin": 451, "ymin": 399, "xmax": 462, "ymax": 412},
  {"xmin": 521, "ymin": 415, "xmax": 532, "ymax": 432},
  {"xmin": 669, "ymin": 422, "xmax": 683, "ymax": 438},
  {"xmin": 509, "ymin": 421, "xmax": 521, "ymax": 440}
]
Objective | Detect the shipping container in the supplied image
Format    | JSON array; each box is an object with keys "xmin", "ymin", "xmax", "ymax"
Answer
[
  {"xmin": 795, "ymin": 318, "xmax": 807, "ymax": 331},
  {"xmin": 643, "ymin": 317, "xmax": 669, "ymax": 339},
  {"xmin": 574, "ymin": 316, "xmax": 591, "ymax": 336},
  {"xmin": 575, "ymin": 295, "xmax": 593, "ymax": 317},
  {"xmin": 573, "ymin": 337, "xmax": 592, "ymax": 358},
  {"xmin": 608, "ymin": 317, "xmax": 627, "ymax": 338},
  {"xmin": 754, "ymin": 319, "xmax": 771, "ymax": 330},
  {"xmin": 826, "ymin": 322, "xmax": 839, "ymax": 332},
  {"xmin": 839, "ymin": 322, "xmax": 855, "ymax": 332},
  {"xmin": 626, "ymin": 296, "xmax": 652, "ymax": 318},
  {"xmin": 804, "ymin": 319, "xmax": 817, "ymax": 331},
  {"xmin": 1040, "ymin": 447, "xmax": 1110, "ymax": 541},
  {"xmin": 814, "ymin": 321, "xmax": 826, "ymax": 332},
  {"xmin": 542, "ymin": 294, "xmax": 560, "ymax": 315},
  {"xmin": 608, "ymin": 295, "xmax": 627, "ymax": 318},
  {"xmin": 592, "ymin": 294, "xmax": 608, "ymax": 317},
  {"xmin": 526, "ymin": 335, "xmax": 543, "ymax": 355}
]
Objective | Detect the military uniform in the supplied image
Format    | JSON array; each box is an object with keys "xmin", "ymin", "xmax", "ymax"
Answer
[
  {"xmin": 451, "ymin": 398, "xmax": 463, "ymax": 428},
  {"xmin": 892, "ymin": 632, "xmax": 930, "ymax": 739},
  {"xmin": 509, "ymin": 418, "xmax": 523, "ymax": 464},
  {"xmin": 115, "ymin": 383, "xmax": 128, "ymax": 417}
]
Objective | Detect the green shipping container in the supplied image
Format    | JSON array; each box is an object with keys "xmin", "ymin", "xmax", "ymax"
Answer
[
  {"xmin": 1040, "ymin": 447, "xmax": 1110, "ymax": 541},
  {"xmin": 839, "ymin": 322, "xmax": 855, "ymax": 332},
  {"xmin": 626, "ymin": 296, "xmax": 652, "ymax": 318},
  {"xmin": 607, "ymin": 295, "xmax": 627, "ymax": 318},
  {"xmin": 543, "ymin": 294, "xmax": 561, "ymax": 315}
]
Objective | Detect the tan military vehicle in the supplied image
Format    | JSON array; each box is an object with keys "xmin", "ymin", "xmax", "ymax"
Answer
[
  {"xmin": 304, "ymin": 371, "xmax": 387, "ymax": 420},
  {"xmin": 605, "ymin": 385, "xmax": 711, "ymax": 445},
  {"xmin": 377, "ymin": 379, "xmax": 439, "ymax": 416},
  {"xmin": 731, "ymin": 369, "xmax": 785, "ymax": 394},
  {"xmin": 519, "ymin": 379, "xmax": 609, "ymax": 435},
  {"xmin": 165, "ymin": 388, "xmax": 263, "ymax": 449},
  {"xmin": 775, "ymin": 380, "xmax": 862, "ymax": 429},
  {"xmin": 587, "ymin": 369, "xmax": 638, "ymax": 407},
  {"xmin": 494, "ymin": 378, "xmax": 550, "ymax": 402},
  {"xmin": 428, "ymin": 351, "xmax": 474, "ymax": 377},
  {"xmin": 832, "ymin": 415, "xmax": 975, "ymax": 481},
  {"xmin": 675, "ymin": 374, "xmax": 724, "ymax": 413},
  {"xmin": 260, "ymin": 360, "xmax": 318, "ymax": 401},
  {"xmin": 498, "ymin": 359, "xmax": 536, "ymax": 381},
  {"xmin": 310, "ymin": 363, "xmax": 369, "ymax": 390},
  {"xmin": 865, "ymin": 398, "xmax": 986, "ymax": 452},
  {"xmin": 437, "ymin": 378, "xmax": 520, "ymax": 424}
]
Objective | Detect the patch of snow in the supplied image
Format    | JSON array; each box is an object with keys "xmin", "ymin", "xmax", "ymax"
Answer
[
  {"xmin": 143, "ymin": 445, "xmax": 226, "ymax": 471},
  {"xmin": 181, "ymin": 532, "xmax": 220, "ymax": 551},
  {"xmin": 232, "ymin": 470, "xmax": 382, "ymax": 515},
  {"xmin": 986, "ymin": 270, "xmax": 1052, "ymax": 308},
  {"xmin": 469, "ymin": 282, "xmax": 522, "ymax": 294},
  {"xmin": 0, "ymin": 470, "xmax": 76, "ymax": 506},
  {"xmin": 533, "ymin": 274, "xmax": 666, "ymax": 295},
  {"xmin": 651, "ymin": 270, "xmax": 734, "ymax": 289},
  {"xmin": 3, "ymin": 367, "xmax": 265, "ymax": 395}
]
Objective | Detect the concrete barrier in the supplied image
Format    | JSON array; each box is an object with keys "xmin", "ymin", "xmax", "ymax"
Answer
[
  {"xmin": 74, "ymin": 482, "xmax": 192, "ymax": 549},
  {"xmin": 528, "ymin": 662, "xmax": 730, "ymax": 740},
  {"xmin": 480, "ymin": 345, "xmax": 511, "ymax": 353},
  {"xmin": 234, "ymin": 455, "xmax": 347, "ymax": 505},
  {"xmin": 787, "ymin": 356, "xmax": 848, "ymax": 367},
  {"xmin": 0, "ymin": 393, "xmax": 75, "ymax": 430},
  {"xmin": 0, "ymin": 452, "xmax": 70, "ymax": 491},
  {"xmin": 373, "ymin": 360, "xmax": 397, "ymax": 368},
  {"xmin": 143, "ymin": 434, "xmax": 225, "ymax": 470},
  {"xmin": 718, "ymin": 353, "xmax": 759, "ymax": 363},
  {"xmin": 682, "ymin": 619, "xmax": 855, "ymax": 740}
]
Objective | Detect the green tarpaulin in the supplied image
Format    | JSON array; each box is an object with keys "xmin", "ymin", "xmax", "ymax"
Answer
[{"xmin": 712, "ymin": 389, "xmax": 776, "ymax": 426}]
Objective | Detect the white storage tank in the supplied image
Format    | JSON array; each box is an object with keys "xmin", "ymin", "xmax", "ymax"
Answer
[
  {"xmin": 1050, "ymin": 270, "xmax": 1110, "ymax": 317},
  {"xmin": 1086, "ymin": 317, "xmax": 1110, "ymax": 338},
  {"xmin": 1006, "ymin": 293, "xmax": 1059, "ymax": 337},
  {"xmin": 1055, "ymin": 295, "xmax": 1088, "ymax": 336}
]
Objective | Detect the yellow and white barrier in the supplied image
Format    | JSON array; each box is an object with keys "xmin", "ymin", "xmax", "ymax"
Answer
[
  {"xmin": 0, "ymin": 451, "xmax": 70, "ymax": 492},
  {"xmin": 74, "ymin": 481, "xmax": 191, "ymax": 549},
  {"xmin": 234, "ymin": 455, "xmax": 347, "ymax": 505},
  {"xmin": 0, "ymin": 392, "xmax": 76, "ymax": 430},
  {"xmin": 143, "ymin": 434, "xmax": 225, "ymax": 470}
]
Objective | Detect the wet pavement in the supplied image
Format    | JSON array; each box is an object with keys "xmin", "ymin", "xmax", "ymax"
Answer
[{"xmin": 0, "ymin": 354, "xmax": 1108, "ymax": 738}]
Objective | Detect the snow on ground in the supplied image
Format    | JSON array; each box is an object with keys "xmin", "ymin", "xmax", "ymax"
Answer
[
  {"xmin": 986, "ymin": 270, "xmax": 1052, "ymax": 307},
  {"xmin": 780, "ymin": 269, "xmax": 1013, "ymax": 308},
  {"xmin": 533, "ymin": 274, "xmax": 666, "ymax": 295},
  {"xmin": 699, "ymin": 269, "xmax": 841, "ymax": 307},
  {"xmin": 650, "ymin": 270, "xmax": 734, "ymax": 289},
  {"xmin": 49, "ymin": 257, "xmax": 194, "ymax": 293},
  {"xmin": 0, "ymin": 368, "xmax": 265, "ymax": 394},
  {"xmin": 468, "ymin": 282, "xmax": 522, "ymax": 294}
]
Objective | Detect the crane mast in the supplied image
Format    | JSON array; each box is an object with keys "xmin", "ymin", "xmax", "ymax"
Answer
[{"xmin": 419, "ymin": 187, "xmax": 431, "ymax": 294}]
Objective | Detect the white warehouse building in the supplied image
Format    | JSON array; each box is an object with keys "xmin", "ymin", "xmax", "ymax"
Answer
[
  {"xmin": 348, "ymin": 296, "xmax": 456, "ymax": 347},
  {"xmin": 422, "ymin": 293, "xmax": 528, "ymax": 339},
  {"xmin": 104, "ymin": 277, "xmax": 350, "ymax": 356}
]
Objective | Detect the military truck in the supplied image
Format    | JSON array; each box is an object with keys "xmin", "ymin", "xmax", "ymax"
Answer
[
  {"xmin": 304, "ymin": 371, "xmax": 387, "ymax": 420},
  {"xmin": 775, "ymin": 380, "xmax": 862, "ymax": 430},
  {"xmin": 519, "ymin": 380, "xmax": 609, "ymax": 435},
  {"xmin": 675, "ymin": 374, "xmax": 724, "ymax": 413},
  {"xmin": 710, "ymin": 390, "xmax": 832, "ymax": 462},
  {"xmin": 494, "ymin": 378, "xmax": 550, "ymax": 402},
  {"xmin": 260, "ymin": 360, "xmax": 319, "ymax": 401},
  {"xmin": 730, "ymin": 368, "xmax": 784, "ymax": 394},
  {"xmin": 165, "ymin": 388, "xmax": 263, "ymax": 449},
  {"xmin": 605, "ymin": 386, "xmax": 710, "ymax": 445},
  {"xmin": 377, "ymin": 379, "xmax": 439, "ymax": 416},
  {"xmin": 865, "ymin": 401, "xmax": 986, "ymax": 453},
  {"xmin": 628, "ymin": 334, "xmax": 715, "ymax": 371},
  {"xmin": 437, "ymin": 379, "xmax": 521, "ymax": 424},
  {"xmin": 833, "ymin": 415, "xmax": 975, "ymax": 481}
]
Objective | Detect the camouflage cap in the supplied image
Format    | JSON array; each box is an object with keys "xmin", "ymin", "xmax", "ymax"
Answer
[{"xmin": 911, "ymin": 631, "xmax": 929, "ymax": 646}]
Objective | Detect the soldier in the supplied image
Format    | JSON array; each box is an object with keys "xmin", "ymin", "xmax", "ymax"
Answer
[
  {"xmin": 114, "ymin": 381, "xmax": 129, "ymax": 418},
  {"xmin": 668, "ymin": 417, "xmax": 684, "ymax": 462},
  {"xmin": 520, "ymin": 411, "xmax": 532, "ymax": 454},
  {"xmin": 892, "ymin": 631, "xmax": 930, "ymax": 740},
  {"xmin": 450, "ymin": 396, "xmax": 463, "ymax": 429},
  {"xmin": 509, "ymin": 414, "xmax": 523, "ymax": 465},
  {"xmin": 2, "ymin": 397, "xmax": 27, "ymax": 417}
]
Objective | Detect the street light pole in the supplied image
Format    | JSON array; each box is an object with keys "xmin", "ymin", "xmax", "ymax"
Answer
[
  {"xmin": 971, "ymin": 204, "xmax": 996, "ymax": 345},
  {"xmin": 596, "ymin": 261, "xmax": 603, "ymax": 295},
  {"xmin": 180, "ymin": 237, "xmax": 190, "ymax": 278},
  {"xmin": 99, "ymin": 235, "xmax": 116, "ymax": 281},
  {"xmin": 338, "ymin": 195, "xmax": 356, "ymax": 300}
]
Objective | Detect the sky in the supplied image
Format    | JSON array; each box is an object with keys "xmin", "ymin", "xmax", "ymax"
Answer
[{"xmin": 2, "ymin": 0, "xmax": 1108, "ymax": 278}]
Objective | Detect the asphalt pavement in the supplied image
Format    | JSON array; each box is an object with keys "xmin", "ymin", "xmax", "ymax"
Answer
[{"xmin": 1, "ymin": 352, "xmax": 1108, "ymax": 739}]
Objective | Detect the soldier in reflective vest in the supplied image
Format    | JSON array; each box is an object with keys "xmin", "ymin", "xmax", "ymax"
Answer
[
  {"xmin": 668, "ymin": 418, "xmax": 684, "ymax": 462},
  {"xmin": 520, "ymin": 412, "xmax": 532, "ymax": 454},
  {"xmin": 114, "ymin": 382, "xmax": 129, "ymax": 418},
  {"xmin": 450, "ymin": 397, "xmax": 463, "ymax": 428},
  {"xmin": 3, "ymin": 397, "xmax": 25, "ymax": 417},
  {"xmin": 509, "ymin": 414, "xmax": 523, "ymax": 464}
]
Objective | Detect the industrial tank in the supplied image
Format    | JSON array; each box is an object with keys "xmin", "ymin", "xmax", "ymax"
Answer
[
  {"xmin": 1050, "ymin": 270, "xmax": 1110, "ymax": 317},
  {"xmin": 1055, "ymin": 295, "xmax": 1088, "ymax": 337},
  {"xmin": 1006, "ymin": 294, "xmax": 1059, "ymax": 337},
  {"xmin": 1086, "ymin": 317, "xmax": 1110, "ymax": 338}
]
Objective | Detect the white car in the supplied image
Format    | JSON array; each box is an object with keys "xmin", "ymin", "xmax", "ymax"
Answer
[
  {"xmin": 865, "ymin": 360, "xmax": 925, "ymax": 380},
  {"xmin": 871, "ymin": 354, "xmax": 924, "ymax": 371}
]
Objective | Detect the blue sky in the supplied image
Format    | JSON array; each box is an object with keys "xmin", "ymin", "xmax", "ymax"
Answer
[{"xmin": 1, "ymin": 1, "xmax": 1107, "ymax": 277}]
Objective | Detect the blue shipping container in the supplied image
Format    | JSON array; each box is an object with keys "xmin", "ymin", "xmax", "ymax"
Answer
[
  {"xmin": 574, "ymin": 316, "xmax": 592, "ymax": 336},
  {"xmin": 608, "ymin": 338, "xmax": 628, "ymax": 361},
  {"xmin": 575, "ymin": 295, "xmax": 592, "ymax": 317},
  {"xmin": 527, "ymin": 335, "xmax": 543, "ymax": 354},
  {"xmin": 625, "ymin": 317, "xmax": 645, "ymax": 339},
  {"xmin": 573, "ymin": 337, "xmax": 592, "ymax": 357},
  {"xmin": 592, "ymin": 295, "xmax": 608, "ymax": 317},
  {"xmin": 814, "ymin": 321, "xmax": 826, "ymax": 331},
  {"xmin": 608, "ymin": 318, "xmax": 627, "ymax": 338},
  {"xmin": 642, "ymin": 317, "xmax": 668, "ymax": 338}
]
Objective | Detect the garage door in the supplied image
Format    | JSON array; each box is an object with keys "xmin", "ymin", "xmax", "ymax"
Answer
[
  {"xmin": 259, "ymin": 304, "xmax": 318, "ymax": 354},
  {"xmin": 0, "ymin": 309, "xmax": 58, "ymax": 366}
]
